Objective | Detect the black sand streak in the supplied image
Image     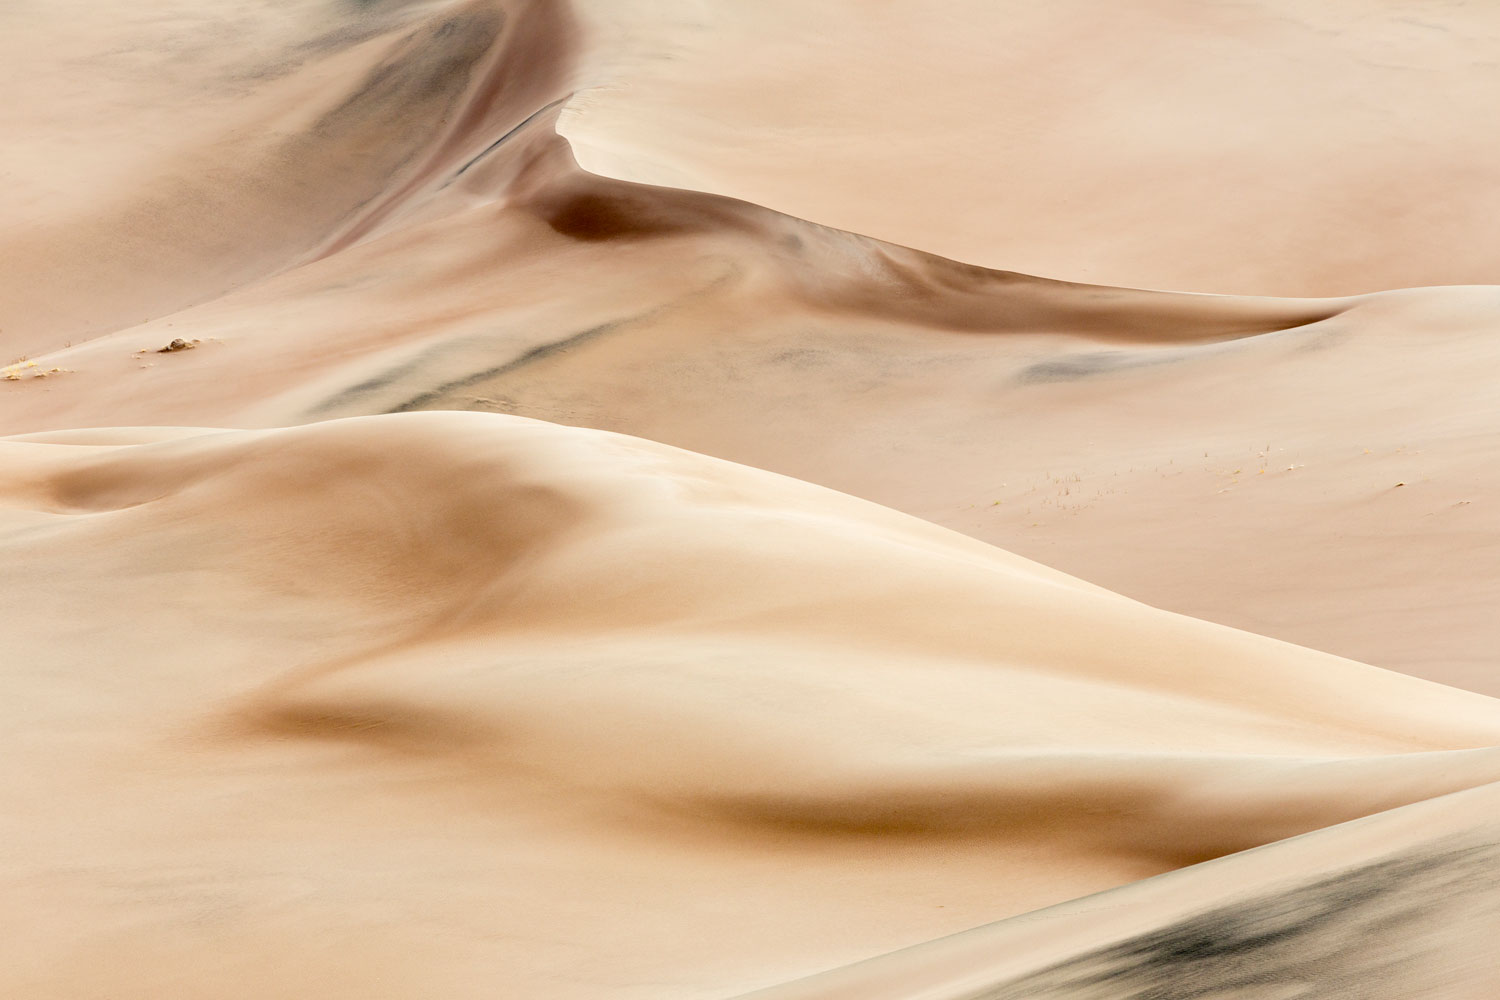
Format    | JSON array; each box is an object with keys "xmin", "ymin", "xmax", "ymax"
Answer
[
  {"xmin": 360, "ymin": 269, "xmax": 740, "ymax": 415},
  {"xmin": 384, "ymin": 316, "xmax": 638, "ymax": 414},
  {"xmin": 448, "ymin": 96, "xmax": 572, "ymax": 182},
  {"xmin": 229, "ymin": 16, "xmax": 417, "ymax": 87},
  {"xmin": 963, "ymin": 842, "xmax": 1500, "ymax": 1000},
  {"xmin": 1018, "ymin": 350, "xmax": 1173, "ymax": 384},
  {"xmin": 1017, "ymin": 313, "xmax": 1341, "ymax": 382},
  {"xmin": 308, "ymin": 10, "xmax": 502, "ymax": 141},
  {"xmin": 311, "ymin": 354, "xmax": 438, "ymax": 413}
]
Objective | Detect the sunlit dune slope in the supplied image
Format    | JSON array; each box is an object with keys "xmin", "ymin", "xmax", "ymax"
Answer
[{"xmin": 4, "ymin": 411, "xmax": 1500, "ymax": 998}]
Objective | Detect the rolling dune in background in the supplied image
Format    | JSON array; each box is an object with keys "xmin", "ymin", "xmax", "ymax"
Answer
[{"xmin": 4, "ymin": 0, "xmax": 1500, "ymax": 996}]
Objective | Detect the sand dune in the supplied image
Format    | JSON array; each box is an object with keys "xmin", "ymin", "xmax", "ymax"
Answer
[
  {"xmin": 5, "ymin": 69, "xmax": 1498, "ymax": 689},
  {"xmin": 5, "ymin": 412, "xmax": 1500, "ymax": 997},
  {"xmin": 743, "ymin": 781, "xmax": 1500, "ymax": 999},
  {"xmin": 0, "ymin": 0, "xmax": 576, "ymax": 358},
  {"xmin": 3, "ymin": 0, "xmax": 1499, "ymax": 995},
  {"xmin": 564, "ymin": 0, "xmax": 1500, "ymax": 296}
]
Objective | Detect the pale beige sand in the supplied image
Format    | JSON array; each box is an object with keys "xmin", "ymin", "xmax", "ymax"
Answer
[
  {"xmin": 565, "ymin": 0, "xmax": 1500, "ymax": 297},
  {"xmin": 3, "ymin": 0, "xmax": 1500, "ymax": 996},
  {"xmin": 5, "ymin": 104, "xmax": 1497, "ymax": 692},
  {"xmin": 5, "ymin": 412, "xmax": 1500, "ymax": 998},
  {"xmin": 743, "ymin": 781, "xmax": 1500, "ymax": 999}
]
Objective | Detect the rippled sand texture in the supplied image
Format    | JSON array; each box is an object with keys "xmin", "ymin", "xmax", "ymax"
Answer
[{"xmin": 3, "ymin": 1, "xmax": 1500, "ymax": 998}]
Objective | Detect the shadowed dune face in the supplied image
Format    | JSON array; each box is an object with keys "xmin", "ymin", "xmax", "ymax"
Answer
[{"xmin": 5, "ymin": 413, "xmax": 1500, "ymax": 998}]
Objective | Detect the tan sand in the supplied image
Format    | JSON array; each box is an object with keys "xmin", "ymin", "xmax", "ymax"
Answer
[
  {"xmin": 565, "ymin": 0, "xmax": 1500, "ymax": 297},
  {"xmin": 3, "ymin": 0, "xmax": 1499, "ymax": 996},
  {"xmin": 5, "ymin": 102, "xmax": 1497, "ymax": 693},
  {"xmin": 5, "ymin": 412, "xmax": 1500, "ymax": 998},
  {"xmin": 742, "ymin": 780, "xmax": 1500, "ymax": 999}
]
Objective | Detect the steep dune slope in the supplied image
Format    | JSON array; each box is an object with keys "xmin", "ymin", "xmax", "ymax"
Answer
[
  {"xmin": 565, "ymin": 0, "xmax": 1500, "ymax": 296},
  {"xmin": 5, "ymin": 412, "xmax": 1500, "ymax": 998}
]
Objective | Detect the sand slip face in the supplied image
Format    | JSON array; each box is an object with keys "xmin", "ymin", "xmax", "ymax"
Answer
[{"xmin": 4, "ymin": 411, "xmax": 1500, "ymax": 998}]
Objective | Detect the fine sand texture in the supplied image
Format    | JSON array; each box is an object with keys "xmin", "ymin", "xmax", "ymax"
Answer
[
  {"xmin": 6, "ymin": 413, "xmax": 1500, "ymax": 999},
  {"xmin": 5, "ymin": 1, "xmax": 1500, "ymax": 692},
  {"xmin": 741, "ymin": 781, "xmax": 1500, "ymax": 1000},
  {"xmin": 563, "ymin": 0, "xmax": 1500, "ymax": 297},
  {"xmin": 4, "ymin": 0, "xmax": 1500, "ymax": 997}
]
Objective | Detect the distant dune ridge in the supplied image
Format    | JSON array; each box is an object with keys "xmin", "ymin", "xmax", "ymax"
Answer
[{"xmin": 3, "ymin": 0, "xmax": 1500, "ymax": 997}]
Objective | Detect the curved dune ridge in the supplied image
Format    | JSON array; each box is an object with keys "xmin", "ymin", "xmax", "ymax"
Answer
[
  {"xmin": 4, "ymin": 412, "xmax": 1500, "ymax": 998},
  {"xmin": 4, "ymin": 0, "xmax": 1500, "ymax": 996},
  {"xmin": 6, "ymin": 0, "xmax": 1500, "ymax": 689}
]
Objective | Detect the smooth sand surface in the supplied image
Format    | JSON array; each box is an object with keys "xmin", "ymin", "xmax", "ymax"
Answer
[
  {"xmin": 742, "ymin": 781, "xmax": 1500, "ymax": 999},
  {"xmin": 6, "ymin": 100, "xmax": 1498, "ymax": 693},
  {"xmin": 4, "ymin": 0, "xmax": 1499, "ymax": 996},
  {"xmin": 563, "ymin": 0, "xmax": 1500, "ymax": 297},
  {"xmin": 6, "ymin": 412, "xmax": 1500, "ymax": 998}
]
